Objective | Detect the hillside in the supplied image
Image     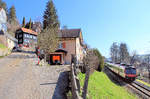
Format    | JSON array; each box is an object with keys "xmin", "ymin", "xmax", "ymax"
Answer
[{"xmin": 78, "ymin": 71, "xmax": 137, "ymax": 99}]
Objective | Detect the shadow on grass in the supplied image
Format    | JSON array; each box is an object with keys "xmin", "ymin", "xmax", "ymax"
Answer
[
  {"xmin": 52, "ymin": 71, "xmax": 70, "ymax": 99},
  {"xmin": 103, "ymin": 66, "xmax": 127, "ymax": 86}
]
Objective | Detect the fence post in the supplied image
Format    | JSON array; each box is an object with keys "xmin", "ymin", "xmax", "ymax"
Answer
[
  {"xmin": 82, "ymin": 66, "xmax": 90, "ymax": 99},
  {"xmin": 70, "ymin": 54, "xmax": 82, "ymax": 99}
]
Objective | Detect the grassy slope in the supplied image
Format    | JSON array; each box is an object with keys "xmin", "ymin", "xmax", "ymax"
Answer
[
  {"xmin": 0, "ymin": 43, "xmax": 10, "ymax": 57},
  {"xmin": 0, "ymin": 43, "xmax": 7, "ymax": 49},
  {"xmin": 78, "ymin": 71, "xmax": 137, "ymax": 99}
]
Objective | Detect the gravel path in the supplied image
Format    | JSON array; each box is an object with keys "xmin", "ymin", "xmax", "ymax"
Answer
[{"xmin": 0, "ymin": 52, "xmax": 70, "ymax": 99}]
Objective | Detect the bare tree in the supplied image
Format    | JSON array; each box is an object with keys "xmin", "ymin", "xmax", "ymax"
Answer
[
  {"xmin": 110, "ymin": 42, "xmax": 119, "ymax": 63},
  {"xmin": 130, "ymin": 50, "xmax": 138, "ymax": 65},
  {"xmin": 82, "ymin": 49, "xmax": 99, "ymax": 99},
  {"xmin": 144, "ymin": 55, "xmax": 150, "ymax": 82},
  {"xmin": 7, "ymin": 21, "xmax": 20, "ymax": 37},
  {"xmin": 119, "ymin": 43, "xmax": 130, "ymax": 64}
]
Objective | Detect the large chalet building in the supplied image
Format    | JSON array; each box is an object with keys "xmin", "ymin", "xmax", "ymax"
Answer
[
  {"xmin": 15, "ymin": 28, "xmax": 38, "ymax": 47},
  {"xmin": 49, "ymin": 29, "xmax": 85, "ymax": 65}
]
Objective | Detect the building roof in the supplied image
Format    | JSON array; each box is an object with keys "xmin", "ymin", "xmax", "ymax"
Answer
[
  {"xmin": 21, "ymin": 28, "xmax": 38, "ymax": 36},
  {"xmin": 58, "ymin": 29, "xmax": 81, "ymax": 38}
]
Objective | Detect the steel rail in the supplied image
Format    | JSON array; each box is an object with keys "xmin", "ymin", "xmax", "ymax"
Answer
[{"xmin": 129, "ymin": 81, "xmax": 150, "ymax": 98}]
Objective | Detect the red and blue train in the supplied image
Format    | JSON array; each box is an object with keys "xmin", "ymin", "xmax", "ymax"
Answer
[{"xmin": 107, "ymin": 62, "xmax": 137, "ymax": 81}]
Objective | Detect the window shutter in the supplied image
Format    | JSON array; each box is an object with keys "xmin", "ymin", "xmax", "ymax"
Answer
[{"xmin": 63, "ymin": 42, "xmax": 66, "ymax": 48}]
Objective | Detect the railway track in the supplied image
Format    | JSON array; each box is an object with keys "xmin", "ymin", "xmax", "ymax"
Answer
[
  {"xmin": 128, "ymin": 81, "xmax": 150, "ymax": 98},
  {"xmin": 105, "ymin": 66, "xmax": 150, "ymax": 99}
]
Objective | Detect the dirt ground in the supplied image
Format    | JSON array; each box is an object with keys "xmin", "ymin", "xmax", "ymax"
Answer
[{"xmin": 0, "ymin": 52, "xmax": 70, "ymax": 99}]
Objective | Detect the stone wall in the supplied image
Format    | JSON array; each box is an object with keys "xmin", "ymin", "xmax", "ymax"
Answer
[{"xmin": 0, "ymin": 48, "xmax": 10, "ymax": 56}]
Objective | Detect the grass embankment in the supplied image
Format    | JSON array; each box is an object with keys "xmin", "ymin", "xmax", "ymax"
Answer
[
  {"xmin": 0, "ymin": 43, "xmax": 7, "ymax": 49},
  {"xmin": 0, "ymin": 43, "xmax": 10, "ymax": 58},
  {"xmin": 78, "ymin": 71, "xmax": 137, "ymax": 99},
  {"xmin": 0, "ymin": 56, "xmax": 4, "ymax": 58}
]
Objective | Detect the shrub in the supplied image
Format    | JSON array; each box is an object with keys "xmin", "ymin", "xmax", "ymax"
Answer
[
  {"xmin": 93, "ymin": 48, "xmax": 104, "ymax": 71},
  {"xmin": 82, "ymin": 49, "xmax": 99, "ymax": 73}
]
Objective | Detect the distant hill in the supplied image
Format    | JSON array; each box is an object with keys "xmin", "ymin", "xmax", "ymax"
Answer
[{"xmin": 136, "ymin": 54, "xmax": 150, "ymax": 61}]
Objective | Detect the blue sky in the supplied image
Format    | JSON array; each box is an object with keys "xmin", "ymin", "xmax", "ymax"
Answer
[{"xmin": 5, "ymin": 0, "xmax": 150, "ymax": 57}]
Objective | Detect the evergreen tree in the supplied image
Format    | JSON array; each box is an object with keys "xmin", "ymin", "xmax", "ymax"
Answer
[
  {"xmin": 7, "ymin": 5, "xmax": 19, "ymax": 37},
  {"xmin": 22, "ymin": 17, "xmax": 25, "ymax": 27},
  {"xmin": 29, "ymin": 18, "xmax": 32, "ymax": 29},
  {"xmin": 8, "ymin": 5, "xmax": 17, "ymax": 24},
  {"xmin": 25, "ymin": 21, "xmax": 33, "ymax": 29},
  {"xmin": 38, "ymin": 0, "xmax": 60, "ymax": 62},
  {"xmin": 43, "ymin": 0, "xmax": 60, "ymax": 29}
]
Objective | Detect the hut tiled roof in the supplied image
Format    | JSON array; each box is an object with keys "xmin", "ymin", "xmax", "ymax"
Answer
[
  {"xmin": 21, "ymin": 28, "xmax": 38, "ymax": 36},
  {"xmin": 58, "ymin": 29, "xmax": 81, "ymax": 38}
]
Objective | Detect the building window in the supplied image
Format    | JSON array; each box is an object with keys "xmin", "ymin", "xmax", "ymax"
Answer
[
  {"xmin": 33, "ymin": 36, "xmax": 37, "ymax": 40},
  {"xmin": 59, "ymin": 42, "xmax": 66, "ymax": 49},
  {"xmin": 24, "ymin": 39, "xmax": 30, "ymax": 43},
  {"xmin": 24, "ymin": 39, "xmax": 26, "ymax": 42},
  {"xmin": 26, "ymin": 34, "xmax": 29, "ymax": 38},
  {"xmin": 24, "ymin": 34, "xmax": 26, "ymax": 38},
  {"xmin": 59, "ymin": 43, "xmax": 62, "ymax": 49},
  {"xmin": 30, "ymin": 35, "xmax": 32, "ymax": 39},
  {"xmin": 24, "ymin": 34, "xmax": 27, "ymax": 38}
]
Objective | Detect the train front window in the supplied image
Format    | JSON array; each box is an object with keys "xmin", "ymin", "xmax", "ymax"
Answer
[{"xmin": 125, "ymin": 68, "xmax": 136, "ymax": 74}]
